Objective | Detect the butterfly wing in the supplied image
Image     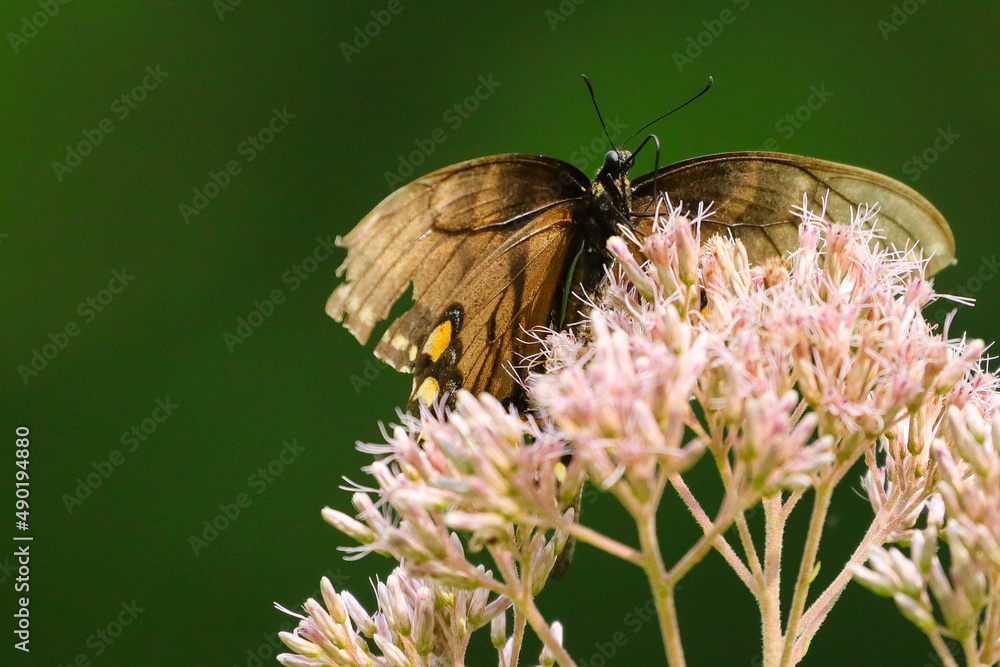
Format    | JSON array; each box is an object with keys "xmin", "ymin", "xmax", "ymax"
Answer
[
  {"xmin": 630, "ymin": 151, "xmax": 955, "ymax": 274},
  {"xmin": 327, "ymin": 154, "xmax": 590, "ymax": 405}
]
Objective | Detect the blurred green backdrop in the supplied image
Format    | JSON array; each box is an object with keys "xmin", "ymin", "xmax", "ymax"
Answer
[{"xmin": 1, "ymin": 1, "xmax": 998, "ymax": 665}]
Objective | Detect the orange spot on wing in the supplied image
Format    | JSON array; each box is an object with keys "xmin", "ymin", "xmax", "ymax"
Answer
[
  {"xmin": 414, "ymin": 377, "xmax": 440, "ymax": 404},
  {"xmin": 421, "ymin": 321, "xmax": 452, "ymax": 363}
]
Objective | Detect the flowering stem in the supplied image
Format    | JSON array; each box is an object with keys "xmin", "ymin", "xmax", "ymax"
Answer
[
  {"xmin": 637, "ymin": 510, "xmax": 686, "ymax": 667},
  {"xmin": 510, "ymin": 608, "xmax": 526, "ymax": 667},
  {"xmin": 928, "ymin": 629, "xmax": 961, "ymax": 667},
  {"xmin": 566, "ymin": 522, "xmax": 643, "ymax": 565},
  {"xmin": 779, "ymin": 480, "xmax": 834, "ymax": 667},
  {"xmin": 982, "ymin": 575, "xmax": 1000, "ymax": 663},
  {"xmin": 670, "ymin": 475, "xmax": 757, "ymax": 593},
  {"xmin": 790, "ymin": 497, "xmax": 903, "ymax": 662},
  {"xmin": 761, "ymin": 495, "xmax": 785, "ymax": 667},
  {"xmin": 490, "ymin": 547, "xmax": 577, "ymax": 667},
  {"xmin": 962, "ymin": 635, "xmax": 979, "ymax": 667},
  {"xmin": 518, "ymin": 594, "xmax": 577, "ymax": 667},
  {"xmin": 735, "ymin": 513, "xmax": 765, "ymax": 590},
  {"xmin": 780, "ymin": 489, "xmax": 805, "ymax": 519},
  {"xmin": 667, "ymin": 494, "xmax": 742, "ymax": 584}
]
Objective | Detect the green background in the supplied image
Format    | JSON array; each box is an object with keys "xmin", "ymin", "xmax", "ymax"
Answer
[{"xmin": 1, "ymin": 1, "xmax": 998, "ymax": 665}]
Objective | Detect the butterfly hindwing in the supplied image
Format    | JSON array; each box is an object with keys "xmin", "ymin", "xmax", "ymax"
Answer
[
  {"xmin": 630, "ymin": 151, "xmax": 955, "ymax": 273},
  {"xmin": 409, "ymin": 204, "xmax": 582, "ymax": 405},
  {"xmin": 327, "ymin": 154, "xmax": 590, "ymax": 405}
]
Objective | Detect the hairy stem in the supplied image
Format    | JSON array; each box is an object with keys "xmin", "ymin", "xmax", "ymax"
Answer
[
  {"xmin": 735, "ymin": 511, "xmax": 765, "ymax": 591},
  {"xmin": 509, "ymin": 607, "xmax": 526, "ymax": 667},
  {"xmin": 521, "ymin": 595, "xmax": 576, "ymax": 667},
  {"xmin": 790, "ymin": 497, "xmax": 902, "ymax": 662},
  {"xmin": 963, "ymin": 635, "xmax": 980, "ymax": 667},
  {"xmin": 671, "ymin": 474, "xmax": 757, "ymax": 593},
  {"xmin": 667, "ymin": 493, "xmax": 741, "ymax": 584},
  {"xmin": 928, "ymin": 630, "xmax": 960, "ymax": 667},
  {"xmin": 779, "ymin": 481, "xmax": 834, "ymax": 667},
  {"xmin": 761, "ymin": 494, "xmax": 785, "ymax": 667},
  {"xmin": 780, "ymin": 489, "xmax": 805, "ymax": 520},
  {"xmin": 982, "ymin": 576, "xmax": 1000, "ymax": 664},
  {"xmin": 566, "ymin": 522, "xmax": 643, "ymax": 565},
  {"xmin": 638, "ymin": 510, "xmax": 686, "ymax": 667},
  {"xmin": 490, "ymin": 547, "xmax": 577, "ymax": 667}
]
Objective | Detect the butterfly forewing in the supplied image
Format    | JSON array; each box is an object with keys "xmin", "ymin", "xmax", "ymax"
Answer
[
  {"xmin": 631, "ymin": 151, "xmax": 955, "ymax": 273},
  {"xmin": 327, "ymin": 154, "xmax": 590, "ymax": 405}
]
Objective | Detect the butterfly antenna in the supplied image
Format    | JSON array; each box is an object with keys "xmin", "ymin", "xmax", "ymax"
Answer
[
  {"xmin": 581, "ymin": 74, "xmax": 615, "ymax": 150},
  {"xmin": 623, "ymin": 76, "xmax": 714, "ymax": 145}
]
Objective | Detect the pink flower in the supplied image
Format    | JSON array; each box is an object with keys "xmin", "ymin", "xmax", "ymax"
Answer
[{"xmin": 291, "ymin": 195, "xmax": 996, "ymax": 667}]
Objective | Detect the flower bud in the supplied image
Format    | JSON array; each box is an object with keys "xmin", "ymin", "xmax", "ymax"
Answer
[
  {"xmin": 341, "ymin": 591, "xmax": 376, "ymax": 637},
  {"xmin": 413, "ymin": 590, "xmax": 435, "ymax": 656},
  {"xmin": 608, "ymin": 236, "xmax": 656, "ymax": 301},
  {"xmin": 892, "ymin": 592, "xmax": 936, "ymax": 633},
  {"xmin": 491, "ymin": 610, "xmax": 507, "ymax": 648},
  {"xmin": 539, "ymin": 621, "xmax": 564, "ymax": 667},
  {"xmin": 279, "ymin": 631, "xmax": 322, "ymax": 658},
  {"xmin": 322, "ymin": 507, "xmax": 377, "ymax": 544},
  {"xmin": 320, "ymin": 577, "xmax": 347, "ymax": 625}
]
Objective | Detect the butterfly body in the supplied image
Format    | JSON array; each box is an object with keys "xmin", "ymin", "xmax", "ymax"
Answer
[
  {"xmin": 328, "ymin": 150, "xmax": 954, "ymax": 409},
  {"xmin": 586, "ymin": 149, "xmax": 635, "ymax": 233}
]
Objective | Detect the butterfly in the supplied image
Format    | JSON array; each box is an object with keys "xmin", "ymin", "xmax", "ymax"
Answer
[{"xmin": 327, "ymin": 95, "xmax": 955, "ymax": 410}]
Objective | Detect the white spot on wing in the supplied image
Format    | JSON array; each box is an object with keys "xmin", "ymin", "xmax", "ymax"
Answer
[{"xmin": 359, "ymin": 306, "xmax": 376, "ymax": 326}]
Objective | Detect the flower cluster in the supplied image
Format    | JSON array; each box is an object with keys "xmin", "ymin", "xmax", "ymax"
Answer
[
  {"xmin": 854, "ymin": 404, "xmax": 1000, "ymax": 666},
  {"xmin": 323, "ymin": 391, "xmax": 578, "ymax": 583},
  {"xmin": 280, "ymin": 198, "xmax": 997, "ymax": 667},
  {"xmin": 276, "ymin": 569, "xmax": 509, "ymax": 667}
]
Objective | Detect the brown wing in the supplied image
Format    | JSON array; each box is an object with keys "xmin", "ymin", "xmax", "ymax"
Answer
[
  {"xmin": 327, "ymin": 154, "xmax": 589, "ymax": 405},
  {"xmin": 631, "ymin": 151, "xmax": 955, "ymax": 275}
]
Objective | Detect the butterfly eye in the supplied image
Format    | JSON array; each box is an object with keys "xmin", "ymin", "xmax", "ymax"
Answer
[{"xmin": 604, "ymin": 150, "xmax": 619, "ymax": 170}]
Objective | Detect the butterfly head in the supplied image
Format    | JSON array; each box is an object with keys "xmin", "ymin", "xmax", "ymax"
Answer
[
  {"xmin": 590, "ymin": 149, "xmax": 634, "ymax": 231},
  {"xmin": 601, "ymin": 149, "xmax": 633, "ymax": 175}
]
